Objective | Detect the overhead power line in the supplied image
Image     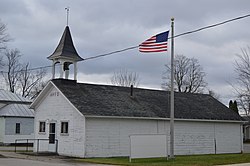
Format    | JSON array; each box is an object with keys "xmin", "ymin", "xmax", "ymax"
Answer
[
  {"xmin": 84, "ymin": 45, "xmax": 139, "ymax": 61},
  {"xmin": 83, "ymin": 13, "xmax": 250, "ymax": 61},
  {"xmin": 0, "ymin": 13, "xmax": 250, "ymax": 73},
  {"xmin": 174, "ymin": 13, "xmax": 250, "ymax": 38},
  {"xmin": 0, "ymin": 65, "xmax": 54, "ymax": 74}
]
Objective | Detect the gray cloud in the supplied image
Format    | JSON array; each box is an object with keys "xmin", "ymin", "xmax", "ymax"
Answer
[{"xmin": 1, "ymin": 0, "xmax": 250, "ymax": 105}]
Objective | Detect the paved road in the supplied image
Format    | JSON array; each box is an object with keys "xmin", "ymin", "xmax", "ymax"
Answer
[
  {"xmin": 0, "ymin": 151, "xmax": 113, "ymax": 166},
  {"xmin": 220, "ymin": 164, "xmax": 250, "ymax": 166},
  {"xmin": 0, "ymin": 158, "xmax": 106, "ymax": 166}
]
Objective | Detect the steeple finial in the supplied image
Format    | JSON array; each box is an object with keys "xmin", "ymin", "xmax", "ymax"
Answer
[{"xmin": 65, "ymin": 7, "xmax": 70, "ymax": 26}]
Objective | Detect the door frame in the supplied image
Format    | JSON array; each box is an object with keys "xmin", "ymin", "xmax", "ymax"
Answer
[
  {"xmin": 48, "ymin": 122, "xmax": 57, "ymax": 152},
  {"xmin": 49, "ymin": 123, "xmax": 56, "ymax": 144}
]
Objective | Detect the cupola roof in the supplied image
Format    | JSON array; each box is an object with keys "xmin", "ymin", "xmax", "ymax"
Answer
[{"xmin": 48, "ymin": 26, "xmax": 83, "ymax": 61}]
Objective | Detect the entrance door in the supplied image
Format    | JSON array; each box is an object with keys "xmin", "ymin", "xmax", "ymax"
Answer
[
  {"xmin": 49, "ymin": 123, "xmax": 56, "ymax": 144},
  {"xmin": 48, "ymin": 123, "xmax": 56, "ymax": 152}
]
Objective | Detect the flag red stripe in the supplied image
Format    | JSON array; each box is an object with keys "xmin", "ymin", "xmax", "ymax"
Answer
[
  {"xmin": 141, "ymin": 42, "xmax": 156, "ymax": 45},
  {"xmin": 139, "ymin": 49, "xmax": 168, "ymax": 53},
  {"xmin": 140, "ymin": 42, "xmax": 168, "ymax": 47},
  {"xmin": 140, "ymin": 45, "xmax": 168, "ymax": 49}
]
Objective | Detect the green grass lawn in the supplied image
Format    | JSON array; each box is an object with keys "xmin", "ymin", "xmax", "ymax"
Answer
[{"xmin": 77, "ymin": 153, "xmax": 250, "ymax": 166}]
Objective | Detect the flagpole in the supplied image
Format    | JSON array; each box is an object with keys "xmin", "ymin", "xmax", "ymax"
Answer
[{"xmin": 169, "ymin": 17, "xmax": 175, "ymax": 159}]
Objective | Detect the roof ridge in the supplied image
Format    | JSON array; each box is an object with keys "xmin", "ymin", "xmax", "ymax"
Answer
[{"xmin": 52, "ymin": 79, "xmax": 213, "ymax": 97}]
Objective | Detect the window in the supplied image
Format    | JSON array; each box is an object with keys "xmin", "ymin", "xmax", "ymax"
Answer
[
  {"xmin": 39, "ymin": 122, "xmax": 46, "ymax": 133},
  {"xmin": 15, "ymin": 123, "xmax": 20, "ymax": 134},
  {"xmin": 61, "ymin": 122, "xmax": 68, "ymax": 134}
]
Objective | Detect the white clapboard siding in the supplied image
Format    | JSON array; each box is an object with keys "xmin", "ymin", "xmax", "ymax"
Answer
[
  {"xmin": 174, "ymin": 121, "xmax": 215, "ymax": 155},
  {"xmin": 85, "ymin": 118, "xmax": 242, "ymax": 157},
  {"xmin": 0, "ymin": 117, "xmax": 4, "ymax": 143},
  {"xmin": 34, "ymin": 86, "xmax": 85, "ymax": 157}
]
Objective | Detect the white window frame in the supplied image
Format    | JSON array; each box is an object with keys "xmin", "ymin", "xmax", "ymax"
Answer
[
  {"xmin": 39, "ymin": 121, "xmax": 46, "ymax": 134},
  {"xmin": 60, "ymin": 121, "xmax": 69, "ymax": 136}
]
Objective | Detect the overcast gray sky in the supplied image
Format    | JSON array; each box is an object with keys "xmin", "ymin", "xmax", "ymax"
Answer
[{"xmin": 1, "ymin": 0, "xmax": 250, "ymax": 105}]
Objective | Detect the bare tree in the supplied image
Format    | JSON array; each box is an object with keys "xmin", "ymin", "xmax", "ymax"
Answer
[
  {"xmin": 0, "ymin": 20, "xmax": 10, "ymax": 68},
  {"xmin": 29, "ymin": 80, "xmax": 48, "ymax": 99},
  {"xmin": 0, "ymin": 20, "xmax": 10, "ymax": 51},
  {"xmin": 111, "ymin": 69, "xmax": 140, "ymax": 87},
  {"xmin": 162, "ymin": 55, "xmax": 207, "ymax": 93},
  {"xmin": 2, "ymin": 49, "xmax": 47, "ymax": 98},
  {"xmin": 234, "ymin": 46, "xmax": 250, "ymax": 115},
  {"xmin": 2, "ymin": 48, "xmax": 22, "ymax": 93},
  {"xmin": 18, "ymin": 63, "xmax": 47, "ymax": 98}
]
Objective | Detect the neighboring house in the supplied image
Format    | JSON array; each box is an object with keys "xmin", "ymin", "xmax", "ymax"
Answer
[
  {"xmin": 0, "ymin": 89, "xmax": 34, "ymax": 144},
  {"xmin": 241, "ymin": 115, "xmax": 250, "ymax": 141},
  {"xmin": 30, "ymin": 25, "xmax": 243, "ymax": 157}
]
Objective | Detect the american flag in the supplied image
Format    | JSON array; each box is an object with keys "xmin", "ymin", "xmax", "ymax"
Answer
[{"xmin": 139, "ymin": 31, "xmax": 169, "ymax": 53}]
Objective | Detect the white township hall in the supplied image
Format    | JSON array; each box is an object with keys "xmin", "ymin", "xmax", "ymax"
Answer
[{"xmin": 30, "ymin": 26, "xmax": 243, "ymax": 158}]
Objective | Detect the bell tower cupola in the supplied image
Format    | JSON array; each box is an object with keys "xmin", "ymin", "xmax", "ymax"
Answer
[{"xmin": 48, "ymin": 26, "xmax": 83, "ymax": 80}]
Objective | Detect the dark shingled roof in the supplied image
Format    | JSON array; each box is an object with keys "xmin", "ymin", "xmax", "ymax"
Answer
[
  {"xmin": 48, "ymin": 26, "xmax": 83, "ymax": 61},
  {"xmin": 52, "ymin": 79, "xmax": 242, "ymax": 121}
]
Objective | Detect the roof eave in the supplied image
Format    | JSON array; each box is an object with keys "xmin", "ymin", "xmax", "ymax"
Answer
[
  {"xmin": 84, "ymin": 115, "xmax": 243, "ymax": 123},
  {"xmin": 0, "ymin": 115, "xmax": 34, "ymax": 118},
  {"xmin": 0, "ymin": 100, "xmax": 32, "ymax": 105},
  {"xmin": 47, "ymin": 55, "xmax": 84, "ymax": 62}
]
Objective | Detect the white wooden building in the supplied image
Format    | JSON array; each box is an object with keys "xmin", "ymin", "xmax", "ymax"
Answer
[
  {"xmin": 30, "ymin": 26, "xmax": 243, "ymax": 157},
  {"xmin": 31, "ymin": 79, "xmax": 243, "ymax": 157},
  {"xmin": 0, "ymin": 90, "xmax": 34, "ymax": 144}
]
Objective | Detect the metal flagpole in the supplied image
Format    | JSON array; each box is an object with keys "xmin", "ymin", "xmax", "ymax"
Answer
[{"xmin": 169, "ymin": 17, "xmax": 175, "ymax": 159}]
